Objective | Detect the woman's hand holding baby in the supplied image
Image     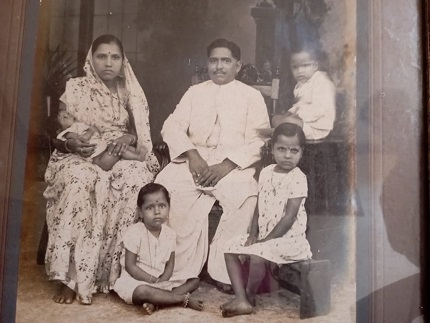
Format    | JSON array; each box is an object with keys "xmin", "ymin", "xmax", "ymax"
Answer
[
  {"xmin": 66, "ymin": 137, "xmax": 96, "ymax": 157},
  {"xmin": 107, "ymin": 134, "xmax": 136, "ymax": 156}
]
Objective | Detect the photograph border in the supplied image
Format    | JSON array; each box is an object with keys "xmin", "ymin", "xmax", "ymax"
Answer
[{"xmin": 0, "ymin": 0, "xmax": 428, "ymax": 321}]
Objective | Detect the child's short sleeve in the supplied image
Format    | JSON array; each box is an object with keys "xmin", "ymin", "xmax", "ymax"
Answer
[
  {"xmin": 122, "ymin": 224, "xmax": 141, "ymax": 255},
  {"xmin": 288, "ymin": 169, "xmax": 308, "ymax": 199}
]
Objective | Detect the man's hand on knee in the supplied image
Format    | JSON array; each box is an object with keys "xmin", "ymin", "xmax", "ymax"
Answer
[
  {"xmin": 196, "ymin": 159, "xmax": 237, "ymax": 187},
  {"xmin": 186, "ymin": 149, "xmax": 209, "ymax": 183}
]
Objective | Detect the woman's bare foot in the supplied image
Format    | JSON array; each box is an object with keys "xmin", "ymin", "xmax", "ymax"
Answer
[
  {"xmin": 53, "ymin": 284, "xmax": 76, "ymax": 304},
  {"xmin": 142, "ymin": 303, "xmax": 155, "ymax": 315},
  {"xmin": 221, "ymin": 298, "xmax": 253, "ymax": 318},
  {"xmin": 187, "ymin": 297, "xmax": 204, "ymax": 311}
]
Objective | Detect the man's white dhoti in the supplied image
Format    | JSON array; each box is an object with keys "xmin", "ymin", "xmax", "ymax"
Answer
[
  {"xmin": 156, "ymin": 80, "xmax": 270, "ymax": 284},
  {"xmin": 156, "ymin": 161, "xmax": 257, "ymax": 284}
]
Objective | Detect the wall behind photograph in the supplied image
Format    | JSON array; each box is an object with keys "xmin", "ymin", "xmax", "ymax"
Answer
[
  {"xmin": 48, "ymin": 0, "xmax": 258, "ymax": 142},
  {"xmin": 45, "ymin": 0, "xmax": 355, "ymax": 143}
]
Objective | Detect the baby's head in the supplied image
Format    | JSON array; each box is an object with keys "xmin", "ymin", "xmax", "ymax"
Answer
[
  {"xmin": 137, "ymin": 183, "xmax": 170, "ymax": 231},
  {"xmin": 57, "ymin": 110, "xmax": 75, "ymax": 130},
  {"xmin": 290, "ymin": 45, "xmax": 319, "ymax": 84},
  {"xmin": 47, "ymin": 110, "xmax": 74, "ymax": 138},
  {"xmin": 271, "ymin": 123, "xmax": 306, "ymax": 172}
]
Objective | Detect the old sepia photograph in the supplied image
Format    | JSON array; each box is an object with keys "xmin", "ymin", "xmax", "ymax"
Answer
[{"xmin": 0, "ymin": 0, "xmax": 426, "ymax": 322}]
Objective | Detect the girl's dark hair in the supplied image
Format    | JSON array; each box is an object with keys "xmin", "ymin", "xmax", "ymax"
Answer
[
  {"xmin": 271, "ymin": 122, "xmax": 306, "ymax": 147},
  {"xmin": 92, "ymin": 34, "xmax": 124, "ymax": 57},
  {"xmin": 137, "ymin": 183, "xmax": 171, "ymax": 207},
  {"xmin": 207, "ymin": 38, "xmax": 241, "ymax": 61}
]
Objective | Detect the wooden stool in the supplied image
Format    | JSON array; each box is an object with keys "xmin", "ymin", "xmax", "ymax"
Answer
[{"xmin": 278, "ymin": 259, "xmax": 331, "ymax": 319}]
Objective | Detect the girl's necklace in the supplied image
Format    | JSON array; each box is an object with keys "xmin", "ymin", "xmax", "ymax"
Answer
[
  {"xmin": 145, "ymin": 226, "xmax": 158, "ymax": 270},
  {"xmin": 270, "ymin": 166, "xmax": 290, "ymax": 196}
]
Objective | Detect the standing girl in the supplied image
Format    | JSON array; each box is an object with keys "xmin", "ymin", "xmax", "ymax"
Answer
[
  {"xmin": 221, "ymin": 123, "xmax": 312, "ymax": 317},
  {"xmin": 113, "ymin": 183, "xmax": 204, "ymax": 314}
]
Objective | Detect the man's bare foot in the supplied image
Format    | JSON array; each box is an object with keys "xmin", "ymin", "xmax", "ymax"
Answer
[
  {"xmin": 142, "ymin": 303, "xmax": 155, "ymax": 315},
  {"xmin": 187, "ymin": 297, "xmax": 204, "ymax": 311},
  {"xmin": 221, "ymin": 298, "xmax": 253, "ymax": 318},
  {"xmin": 53, "ymin": 284, "xmax": 76, "ymax": 304}
]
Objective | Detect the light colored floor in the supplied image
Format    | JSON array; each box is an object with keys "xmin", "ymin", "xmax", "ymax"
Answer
[{"xmin": 15, "ymin": 181, "xmax": 356, "ymax": 323}]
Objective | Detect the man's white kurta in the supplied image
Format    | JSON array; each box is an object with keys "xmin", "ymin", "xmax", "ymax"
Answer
[{"xmin": 156, "ymin": 80, "xmax": 270, "ymax": 283}]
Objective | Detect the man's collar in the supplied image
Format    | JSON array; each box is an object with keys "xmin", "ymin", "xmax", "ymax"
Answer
[{"xmin": 210, "ymin": 79, "xmax": 237, "ymax": 89}]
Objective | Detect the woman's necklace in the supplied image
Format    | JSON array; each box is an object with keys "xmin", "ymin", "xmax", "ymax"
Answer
[
  {"xmin": 109, "ymin": 82, "xmax": 121, "ymax": 121},
  {"xmin": 270, "ymin": 166, "xmax": 290, "ymax": 196}
]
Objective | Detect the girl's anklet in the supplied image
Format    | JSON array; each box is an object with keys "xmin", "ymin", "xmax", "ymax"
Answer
[{"xmin": 183, "ymin": 293, "xmax": 190, "ymax": 308}]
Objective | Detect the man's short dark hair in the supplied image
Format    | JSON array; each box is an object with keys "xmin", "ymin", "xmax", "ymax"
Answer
[{"xmin": 207, "ymin": 38, "xmax": 241, "ymax": 61}]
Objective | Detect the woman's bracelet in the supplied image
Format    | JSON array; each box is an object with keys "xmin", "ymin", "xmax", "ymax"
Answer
[{"xmin": 64, "ymin": 139, "xmax": 72, "ymax": 153}]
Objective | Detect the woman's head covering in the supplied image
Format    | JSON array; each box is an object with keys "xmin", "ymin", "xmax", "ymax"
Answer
[
  {"xmin": 84, "ymin": 44, "xmax": 153, "ymax": 152},
  {"xmin": 61, "ymin": 37, "xmax": 159, "ymax": 175}
]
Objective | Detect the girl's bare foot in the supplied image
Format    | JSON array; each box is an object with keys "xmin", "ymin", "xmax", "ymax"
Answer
[
  {"xmin": 53, "ymin": 284, "xmax": 76, "ymax": 304},
  {"xmin": 142, "ymin": 303, "xmax": 155, "ymax": 315},
  {"xmin": 187, "ymin": 297, "xmax": 204, "ymax": 311},
  {"xmin": 246, "ymin": 291, "xmax": 256, "ymax": 307},
  {"xmin": 220, "ymin": 299, "xmax": 233, "ymax": 311},
  {"xmin": 222, "ymin": 298, "xmax": 253, "ymax": 318}
]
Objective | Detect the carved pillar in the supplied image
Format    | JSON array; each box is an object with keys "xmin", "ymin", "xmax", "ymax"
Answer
[
  {"xmin": 77, "ymin": 0, "xmax": 95, "ymax": 73},
  {"xmin": 251, "ymin": 0, "xmax": 296, "ymax": 112},
  {"xmin": 251, "ymin": 3, "xmax": 278, "ymax": 70}
]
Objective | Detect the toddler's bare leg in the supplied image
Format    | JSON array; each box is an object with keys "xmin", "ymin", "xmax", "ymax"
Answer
[
  {"xmin": 92, "ymin": 152, "xmax": 120, "ymax": 171},
  {"xmin": 132, "ymin": 285, "xmax": 203, "ymax": 312},
  {"xmin": 171, "ymin": 278, "xmax": 200, "ymax": 294},
  {"xmin": 121, "ymin": 147, "xmax": 145, "ymax": 162}
]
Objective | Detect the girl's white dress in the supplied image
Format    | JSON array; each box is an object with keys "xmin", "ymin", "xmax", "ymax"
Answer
[
  {"xmin": 226, "ymin": 164, "xmax": 312, "ymax": 264},
  {"xmin": 113, "ymin": 222, "xmax": 187, "ymax": 304}
]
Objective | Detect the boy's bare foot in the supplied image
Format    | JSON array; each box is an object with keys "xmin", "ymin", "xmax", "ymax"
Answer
[
  {"xmin": 53, "ymin": 284, "xmax": 76, "ymax": 304},
  {"xmin": 221, "ymin": 299, "xmax": 253, "ymax": 318},
  {"xmin": 142, "ymin": 303, "xmax": 155, "ymax": 315},
  {"xmin": 187, "ymin": 297, "xmax": 204, "ymax": 311}
]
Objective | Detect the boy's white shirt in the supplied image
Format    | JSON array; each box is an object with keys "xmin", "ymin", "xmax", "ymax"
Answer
[{"xmin": 289, "ymin": 70, "xmax": 336, "ymax": 140}]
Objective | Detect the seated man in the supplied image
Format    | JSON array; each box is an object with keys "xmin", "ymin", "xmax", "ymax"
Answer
[{"xmin": 155, "ymin": 38, "xmax": 270, "ymax": 290}]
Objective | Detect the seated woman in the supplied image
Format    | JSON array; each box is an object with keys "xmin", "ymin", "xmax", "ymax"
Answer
[{"xmin": 43, "ymin": 34, "xmax": 160, "ymax": 305}]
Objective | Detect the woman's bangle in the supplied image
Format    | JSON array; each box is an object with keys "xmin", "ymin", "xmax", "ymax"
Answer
[
  {"xmin": 64, "ymin": 139, "xmax": 72, "ymax": 153},
  {"xmin": 155, "ymin": 278, "xmax": 160, "ymax": 283}
]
